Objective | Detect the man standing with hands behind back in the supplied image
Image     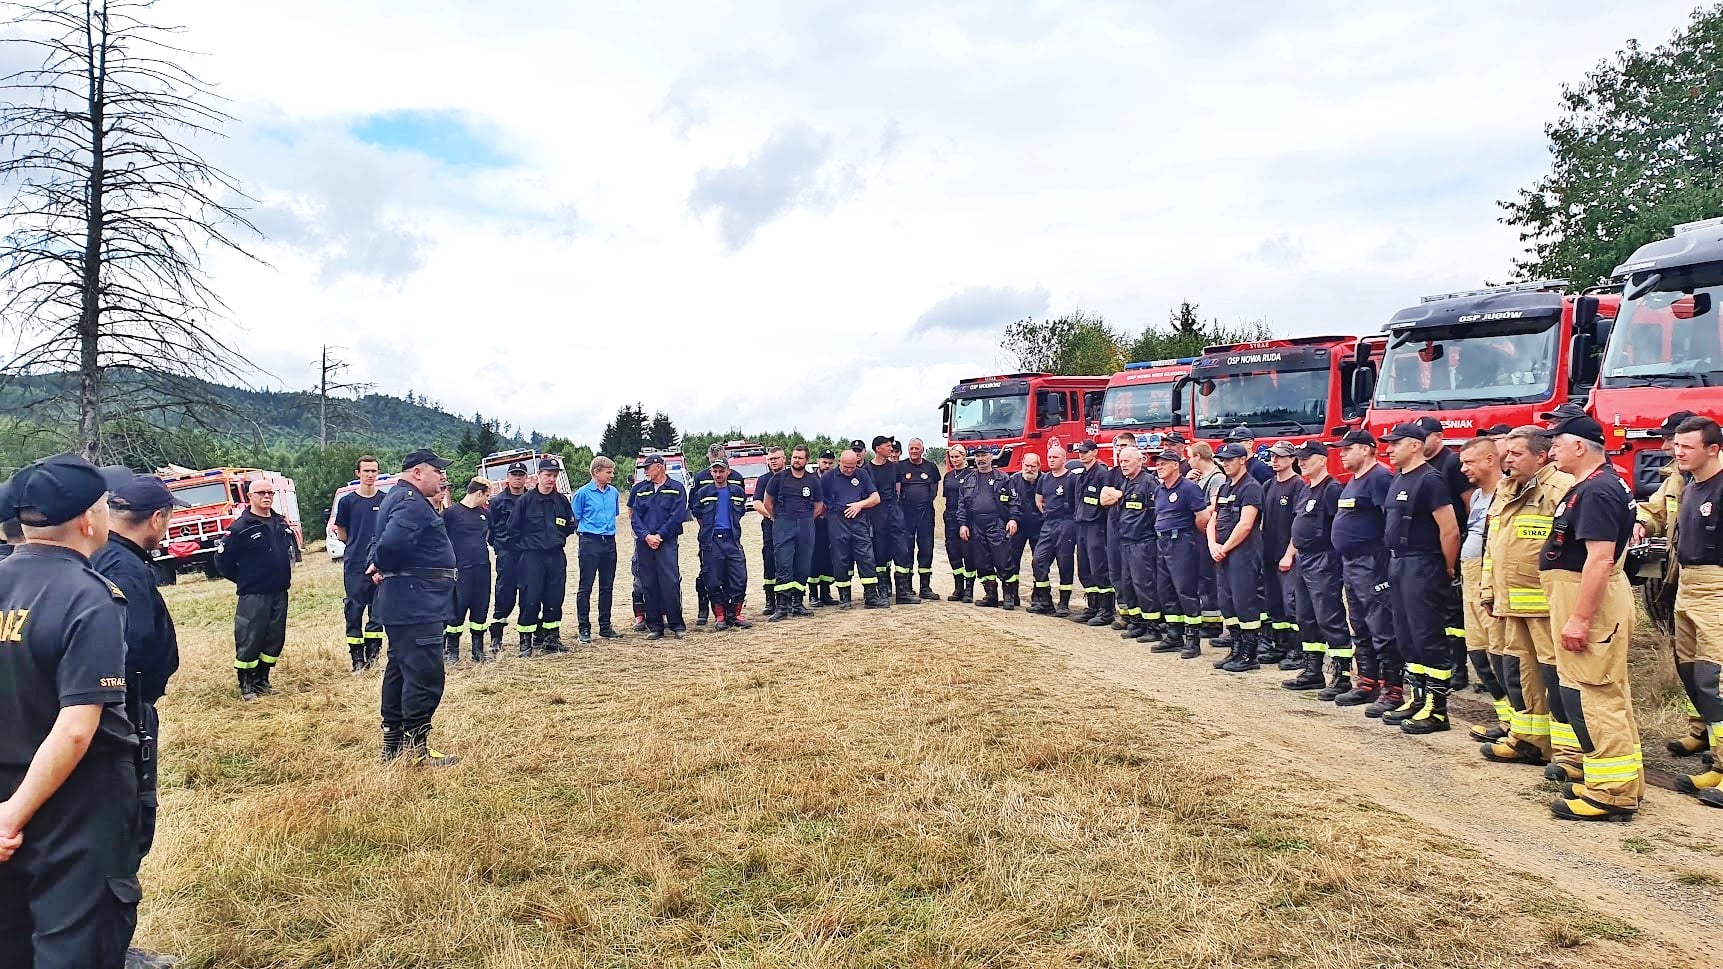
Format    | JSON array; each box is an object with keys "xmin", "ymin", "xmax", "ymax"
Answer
[{"xmin": 334, "ymin": 455, "xmax": 387, "ymax": 673}]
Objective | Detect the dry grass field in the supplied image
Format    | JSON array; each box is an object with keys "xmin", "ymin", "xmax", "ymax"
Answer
[{"xmin": 133, "ymin": 529, "xmax": 1718, "ymax": 968}]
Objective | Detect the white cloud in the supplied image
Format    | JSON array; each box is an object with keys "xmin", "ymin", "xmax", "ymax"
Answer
[{"xmin": 140, "ymin": 0, "xmax": 1700, "ymax": 448}]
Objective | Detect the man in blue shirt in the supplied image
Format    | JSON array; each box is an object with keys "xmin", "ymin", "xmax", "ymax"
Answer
[
  {"xmin": 629, "ymin": 454, "xmax": 688, "ymax": 640},
  {"xmin": 333, "ymin": 455, "xmax": 387, "ymax": 673},
  {"xmin": 692, "ymin": 460, "xmax": 753, "ymax": 628},
  {"xmin": 572, "ymin": 456, "xmax": 621, "ymax": 644}
]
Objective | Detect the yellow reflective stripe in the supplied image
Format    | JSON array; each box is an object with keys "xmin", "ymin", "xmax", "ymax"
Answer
[
  {"xmin": 345, "ymin": 637, "xmax": 364, "ymax": 645},
  {"xmin": 1405, "ymin": 663, "xmax": 1427, "ymax": 676},
  {"xmin": 1514, "ymin": 514, "xmax": 1552, "ymax": 541},
  {"xmin": 233, "ymin": 659, "xmax": 259, "ymax": 669},
  {"xmin": 1302, "ymin": 642, "xmax": 1326, "ymax": 653},
  {"xmin": 1425, "ymin": 667, "xmax": 1454, "ymax": 681},
  {"xmin": 1492, "ymin": 698, "xmax": 1513, "ymax": 722},
  {"xmin": 858, "ymin": 576, "xmax": 878, "ymax": 585},
  {"xmin": 1526, "ymin": 714, "xmax": 1551, "ymax": 737},
  {"xmin": 1141, "ymin": 611, "xmax": 1162, "ymax": 621},
  {"xmin": 1506, "ymin": 587, "xmax": 1548, "ymax": 610},
  {"xmin": 1327, "ymin": 646, "xmax": 1355, "ymax": 658},
  {"xmin": 259, "ymin": 654, "xmax": 279, "ymax": 664},
  {"xmin": 467, "ymin": 622, "xmax": 487, "ymax": 632},
  {"xmin": 1082, "ymin": 497, "xmax": 1100, "ymax": 504},
  {"xmin": 444, "ymin": 625, "xmax": 464, "ymax": 634},
  {"xmin": 1238, "ymin": 620, "xmax": 1262, "ymax": 630},
  {"xmin": 1550, "ymin": 721, "xmax": 1579, "ymax": 747},
  {"xmin": 1058, "ymin": 584, "xmax": 1074, "ymax": 591},
  {"xmin": 516, "ymin": 624, "xmax": 537, "ymax": 633},
  {"xmin": 363, "ymin": 631, "xmax": 384, "ymax": 640},
  {"xmin": 1034, "ymin": 581, "xmax": 1051, "ymax": 588},
  {"xmin": 1509, "ymin": 709, "xmax": 1534, "ymax": 734},
  {"xmin": 541, "ymin": 621, "xmax": 560, "ymax": 629},
  {"xmin": 1444, "ymin": 627, "xmax": 1466, "ymax": 638}
]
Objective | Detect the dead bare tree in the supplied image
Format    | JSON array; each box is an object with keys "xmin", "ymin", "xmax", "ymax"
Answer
[
  {"xmin": 0, "ymin": 0, "xmax": 262, "ymax": 460},
  {"xmin": 314, "ymin": 344, "xmax": 373, "ymax": 450}
]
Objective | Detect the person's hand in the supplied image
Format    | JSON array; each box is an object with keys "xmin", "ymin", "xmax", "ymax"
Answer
[
  {"xmin": 1006, "ymin": 520, "xmax": 1018, "ymax": 537},
  {"xmin": 1210, "ymin": 542, "xmax": 1226, "ymax": 562},
  {"xmin": 1278, "ymin": 553, "xmax": 1293, "ymax": 573},
  {"xmin": 0, "ymin": 800, "xmax": 26, "ymax": 863},
  {"xmin": 845, "ymin": 502, "xmax": 863, "ymax": 519},
  {"xmin": 1633, "ymin": 522, "xmax": 1646, "ymax": 543},
  {"xmin": 1560, "ymin": 614, "xmax": 1590, "ymax": 653},
  {"xmin": 960, "ymin": 526, "xmax": 970, "ymax": 542},
  {"xmin": 371, "ymin": 572, "xmax": 383, "ymax": 585},
  {"xmin": 646, "ymin": 534, "xmax": 662, "ymax": 550}
]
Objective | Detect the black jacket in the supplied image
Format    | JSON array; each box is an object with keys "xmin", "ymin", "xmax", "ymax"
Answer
[
  {"xmin": 371, "ymin": 482, "xmax": 457, "ymax": 625},
  {"xmin": 91, "ymin": 534, "xmax": 179, "ymax": 706},
  {"xmin": 214, "ymin": 509, "xmax": 294, "ymax": 596}
]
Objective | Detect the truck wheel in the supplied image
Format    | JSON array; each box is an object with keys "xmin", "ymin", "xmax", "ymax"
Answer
[
  {"xmin": 1641, "ymin": 574, "xmax": 1676, "ymax": 637},
  {"xmin": 153, "ymin": 562, "xmax": 178, "ymax": 586}
]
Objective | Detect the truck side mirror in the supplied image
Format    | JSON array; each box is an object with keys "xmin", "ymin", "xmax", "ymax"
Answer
[
  {"xmin": 1350, "ymin": 366, "xmax": 1375, "ymax": 406},
  {"xmin": 1570, "ymin": 332, "xmax": 1593, "ymax": 385},
  {"xmin": 1573, "ymin": 296, "xmax": 1600, "ymax": 337}
]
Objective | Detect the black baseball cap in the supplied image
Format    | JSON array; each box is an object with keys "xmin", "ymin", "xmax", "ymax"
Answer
[
  {"xmin": 1337, "ymin": 429, "xmax": 1376, "ymax": 448},
  {"xmin": 1072, "ymin": 440, "xmax": 1097, "ymax": 454},
  {"xmin": 1656, "ymin": 410, "xmax": 1699, "ymax": 436},
  {"xmin": 1225, "ymin": 425, "xmax": 1255, "ymax": 442},
  {"xmin": 1163, "ymin": 431, "xmax": 1187, "ymax": 445},
  {"xmin": 849, "ymin": 439, "xmax": 867, "ymax": 453},
  {"xmin": 536, "ymin": 457, "xmax": 561, "ymax": 472},
  {"xmin": 109, "ymin": 473, "xmax": 190, "ymax": 513},
  {"xmin": 1484, "ymin": 423, "xmax": 1513, "ymax": 437},
  {"xmin": 1154, "ymin": 448, "xmax": 1183, "ymax": 464},
  {"xmin": 1538, "ymin": 402, "xmax": 1589, "ymax": 422},
  {"xmin": 871, "ymin": 434, "xmax": 891, "ymax": 449},
  {"xmin": 1216, "ymin": 443, "xmax": 1249, "ymax": 460},
  {"xmin": 1294, "ymin": 441, "xmax": 1329, "ymax": 459},
  {"xmin": 1412, "ymin": 416, "xmax": 1444, "ymax": 438},
  {"xmin": 641, "ymin": 454, "xmax": 664, "ymax": 467},
  {"xmin": 1546, "ymin": 412, "xmax": 1606, "ymax": 445},
  {"xmin": 0, "ymin": 453, "xmax": 134, "ymax": 527},
  {"xmin": 818, "ymin": 450, "xmax": 836, "ymax": 460},
  {"xmin": 506, "ymin": 462, "xmax": 528, "ymax": 475},
  {"xmin": 1379, "ymin": 422, "xmax": 1423, "ymax": 443},
  {"xmin": 402, "ymin": 449, "xmax": 453, "ymax": 471}
]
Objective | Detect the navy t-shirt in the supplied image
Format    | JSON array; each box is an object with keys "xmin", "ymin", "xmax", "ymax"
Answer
[
  {"xmin": 1154, "ymin": 477, "xmax": 1206, "ymax": 532},
  {"xmin": 335, "ymin": 488, "xmax": 387, "ymax": 569},
  {"xmin": 1333, "ymin": 465, "xmax": 1391, "ymax": 556},
  {"xmin": 1260, "ymin": 474, "xmax": 1302, "ymax": 557},
  {"xmin": 766, "ymin": 469, "xmax": 824, "ymax": 520},
  {"xmin": 442, "ymin": 502, "xmax": 491, "ymax": 570},
  {"xmin": 821, "ymin": 467, "xmax": 878, "ymax": 511},
  {"xmin": 1385, "ymin": 463, "xmax": 1451, "ymax": 557},
  {"xmin": 1290, "ymin": 477, "xmax": 1343, "ymax": 554},
  {"xmin": 1214, "ymin": 475, "xmax": 1263, "ymax": 544},
  {"xmin": 1038, "ymin": 472, "xmax": 1080, "ymax": 522},
  {"xmin": 1541, "ymin": 466, "xmax": 1634, "ymax": 573}
]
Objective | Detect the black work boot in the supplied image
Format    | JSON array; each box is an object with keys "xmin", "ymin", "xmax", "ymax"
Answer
[
  {"xmin": 875, "ymin": 569, "xmax": 894, "ymax": 607},
  {"xmin": 1401, "ymin": 680, "xmax": 1451, "ymax": 735},
  {"xmin": 1179, "ymin": 636, "xmax": 1203, "ymax": 660},
  {"xmin": 960, "ymin": 575, "xmax": 975, "ymax": 604},
  {"xmin": 518, "ymin": 629, "xmax": 535, "ymax": 658},
  {"xmin": 1334, "ymin": 676, "xmax": 1379, "ymax": 708},
  {"xmin": 1055, "ymin": 589, "xmax": 1072, "ymax": 618},
  {"xmin": 470, "ymin": 632, "xmax": 488, "ymax": 663},
  {"xmin": 790, "ymin": 591, "xmax": 813, "ymax": 617},
  {"xmin": 819, "ymin": 583, "xmax": 838, "ymax": 607},
  {"xmin": 255, "ymin": 663, "xmax": 274, "ymax": 695},
  {"xmin": 1209, "ymin": 625, "xmax": 1235, "ymax": 650},
  {"xmin": 380, "ymin": 724, "xmax": 405, "ymax": 763},
  {"xmin": 978, "ymin": 580, "xmax": 1001, "ymax": 608},
  {"xmin": 1282, "ymin": 650, "xmax": 1326, "ymax": 690},
  {"xmin": 1002, "ymin": 584, "xmax": 1019, "ymax": 611},
  {"xmin": 1086, "ymin": 592, "xmax": 1116, "ymax": 627},
  {"xmin": 1072, "ymin": 591, "xmax": 1097, "ymax": 623},
  {"xmin": 896, "ymin": 573, "xmax": 921, "ymax": 605},
  {"xmin": 1221, "ymin": 632, "xmax": 1260, "ymax": 673},
  {"xmin": 404, "ymin": 725, "xmax": 460, "ymax": 767},
  {"xmin": 1317, "ymin": 658, "xmax": 1353, "ymax": 702},
  {"xmin": 1258, "ymin": 631, "xmax": 1287, "ymax": 666},
  {"xmin": 1277, "ymin": 633, "xmax": 1304, "ymax": 670},
  {"xmin": 1151, "ymin": 629, "xmax": 1184, "ymax": 654},
  {"xmin": 948, "ymin": 573, "xmax": 966, "ymax": 601},
  {"xmin": 238, "ymin": 668, "xmax": 259, "ymax": 702},
  {"xmin": 839, "ymin": 585, "xmax": 856, "ymax": 610},
  {"xmin": 348, "ymin": 643, "xmax": 365, "ymax": 675},
  {"xmin": 539, "ymin": 628, "xmax": 567, "ymax": 653},
  {"xmin": 920, "ymin": 574, "xmax": 938, "ymax": 600},
  {"xmin": 768, "ymin": 593, "xmax": 790, "ymax": 622},
  {"xmin": 1212, "ymin": 632, "xmax": 1243, "ymax": 669},
  {"xmin": 1381, "ymin": 674, "xmax": 1424, "ymax": 727},
  {"xmin": 809, "ymin": 582, "xmax": 826, "ymax": 609},
  {"xmin": 363, "ymin": 641, "xmax": 381, "ymax": 670},
  {"xmin": 488, "ymin": 621, "xmax": 505, "ymax": 654},
  {"xmin": 865, "ymin": 583, "xmax": 887, "ymax": 609},
  {"xmin": 444, "ymin": 632, "xmax": 462, "ymax": 664},
  {"xmin": 696, "ymin": 590, "xmax": 710, "ymax": 625},
  {"xmin": 1364, "ymin": 681, "xmax": 1403, "ymax": 718}
]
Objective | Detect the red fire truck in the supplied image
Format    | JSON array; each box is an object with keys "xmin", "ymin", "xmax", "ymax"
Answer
[
  {"xmin": 152, "ymin": 466, "xmax": 303, "ymax": 584},
  {"xmin": 479, "ymin": 447, "xmax": 571, "ymax": 495},
  {"xmin": 1593, "ymin": 217, "xmax": 1723, "ymax": 496},
  {"xmin": 716, "ymin": 440, "xmax": 773, "ymax": 497},
  {"xmin": 1177, "ymin": 336, "xmax": 1383, "ymax": 476},
  {"xmin": 940, "ymin": 373, "xmax": 1109, "ymax": 472},
  {"xmin": 1094, "ymin": 358, "xmax": 1196, "ymax": 461},
  {"xmin": 1366, "ymin": 281, "xmax": 1618, "ymax": 447}
]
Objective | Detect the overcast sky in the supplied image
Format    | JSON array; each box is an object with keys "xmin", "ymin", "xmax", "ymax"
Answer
[{"xmin": 146, "ymin": 0, "xmax": 1700, "ymax": 447}]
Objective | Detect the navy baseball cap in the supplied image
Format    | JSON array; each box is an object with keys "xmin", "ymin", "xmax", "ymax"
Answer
[
  {"xmin": 871, "ymin": 434, "xmax": 891, "ymax": 449},
  {"xmin": 1225, "ymin": 425, "xmax": 1255, "ymax": 442},
  {"xmin": 1379, "ymin": 422, "xmax": 1423, "ymax": 443},
  {"xmin": 1656, "ymin": 410, "xmax": 1699, "ymax": 436},
  {"xmin": 709, "ymin": 458, "xmax": 730, "ymax": 470},
  {"xmin": 1216, "ymin": 443, "xmax": 1249, "ymax": 460},
  {"xmin": 849, "ymin": 439, "xmax": 867, "ymax": 452},
  {"xmin": 818, "ymin": 450, "xmax": 836, "ymax": 460},
  {"xmin": 0, "ymin": 453, "xmax": 134, "ymax": 527},
  {"xmin": 641, "ymin": 454, "xmax": 664, "ymax": 467},
  {"xmin": 1072, "ymin": 440, "xmax": 1098, "ymax": 454},
  {"xmin": 1154, "ymin": 448, "xmax": 1183, "ymax": 464},
  {"xmin": 1337, "ymin": 429, "xmax": 1376, "ymax": 448},
  {"xmin": 507, "ymin": 462, "xmax": 528, "ymax": 475},
  {"xmin": 535, "ymin": 457, "xmax": 561, "ymax": 472},
  {"xmin": 1412, "ymin": 417, "xmax": 1444, "ymax": 438},
  {"xmin": 1546, "ymin": 412, "xmax": 1606, "ymax": 445},
  {"xmin": 1538, "ymin": 402, "xmax": 1589, "ymax": 422},
  {"xmin": 402, "ymin": 448, "xmax": 453, "ymax": 471},
  {"xmin": 1163, "ymin": 431, "xmax": 1187, "ymax": 445},
  {"xmin": 109, "ymin": 473, "xmax": 190, "ymax": 513},
  {"xmin": 1294, "ymin": 441, "xmax": 1329, "ymax": 459}
]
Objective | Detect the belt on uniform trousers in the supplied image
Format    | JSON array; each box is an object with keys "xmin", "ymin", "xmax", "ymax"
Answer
[
  {"xmin": 380, "ymin": 568, "xmax": 459, "ymax": 581},
  {"xmin": 579, "ymin": 531, "xmax": 616, "ymax": 540},
  {"xmin": 1157, "ymin": 529, "xmax": 1188, "ymax": 539}
]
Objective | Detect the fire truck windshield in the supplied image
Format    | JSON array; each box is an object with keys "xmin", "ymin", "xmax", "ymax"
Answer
[
  {"xmin": 950, "ymin": 393, "xmax": 1028, "ymax": 440},
  {"xmin": 1376, "ymin": 320, "xmax": 1558, "ymax": 406},
  {"xmin": 1195, "ymin": 369, "xmax": 1325, "ymax": 435},
  {"xmin": 1600, "ymin": 272, "xmax": 1723, "ymax": 387},
  {"xmin": 170, "ymin": 481, "xmax": 231, "ymax": 508},
  {"xmin": 1099, "ymin": 383, "xmax": 1176, "ymax": 430}
]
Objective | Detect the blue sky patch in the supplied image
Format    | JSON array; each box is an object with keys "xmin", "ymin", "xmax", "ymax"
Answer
[{"xmin": 350, "ymin": 110, "xmax": 513, "ymax": 168}]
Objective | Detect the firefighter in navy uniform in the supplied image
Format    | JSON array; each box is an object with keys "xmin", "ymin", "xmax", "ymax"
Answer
[
  {"xmin": 214, "ymin": 477, "xmax": 295, "ymax": 701},
  {"xmin": 1378, "ymin": 423, "xmax": 1462, "ymax": 735},
  {"xmin": 809, "ymin": 450, "xmax": 838, "ymax": 608},
  {"xmin": 942, "ymin": 446, "xmax": 974, "ymax": 601},
  {"xmin": 630, "ymin": 454, "xmax": 689, "ymax": 640},
  {"xmin": 1103, "ymin": 433, "xmax": 1147, "ymax": 634},
  {"xmin": 870, "ymin": 436, "xmax": 918, "ymax": 605},
  {"xmin": 1539, "ymin": 410, "xmax": 1642, "ymax": 821},
  {"xmin": 1153, "ymin": 448, "xmax": 1209, "ymax": 657},
  {"xmin": 763, "ymin": 446, "xmax": 824, "ymax": 619},
  {"xmin": 370, "ymin": 449, "xmax": 460, "ymax": 767},
  {"xmin": 1331, "ymin": 431, "xmax": 1402, "ymax": 714},
  {"xmin": 1030, "ymin": 445, "xmax": 1078, "ymax": 616},
  {"xmin": 486, "ymin": 462, "xmax": 530, "ymax": 652},
  {"xmin": 687, "ymin": 444, "xmax": 726, "ymax": 625},
  {"xmin": 442, "ymin": 478, "xmax": 492, "ymax": 663},
  {"xmin": 901, "ymin": 438, "xmax": 942, "ymax": 599},
  {"xmin": 754, "ymin": 447, "xmax": 786, "ymax": 618},
  {"xmin": 1208, "ymin": 443, "xmax": 1265, "ymax": 672},
  {"xmin": 1416, "ymin": 416, "xmax": 1486, "ymax": 695},
  {"xmin": 1280, "ymin": 443, "xmax": 1352, "ymax": 697},
  {"xmin": 1225, "ymin": 426, "xmax": 1275, "ymax": 484},
  {"xmin": 691, "ymin": 459, "xmax": 753, "ymax": 630},
  {"xmin": 1259, "ymin": 442, "xmax": 1303, "ymax": 668},
  {"xmin": 959, "ymin": 448, "xmax": 1017, "ymax": 609},
  {"xmin": 1070, "ymin": 441, "xmax": 1115, "ymax": 626},
  {"xmin": 1112, "ymin": 446, "xmax": 1161, "ymax": 641},
  {"xmin": 822, "ymin": 448, "xmax": 885, "ymax": 608},
  {"xmin": 0, "ymin": 455, "xmax": 144, "ymax": 968},
  {"xmin": 1005, "ymin": 453, "xmax": 1044, "ymax": 613},
  {"xmin": 334, "ymin": 455, "xmax": 388, "ymax": 673},
  {"xmin": 505, "ymin": 458, "xmax": 575, "ymax": 656}
]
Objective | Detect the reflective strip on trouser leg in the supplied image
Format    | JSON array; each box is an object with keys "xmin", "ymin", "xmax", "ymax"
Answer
[
  {"xmin": 1544, "ymin": 568, "xmax": 1643, "ymax": 808},
  {"xmin": 1155, "ymin": 529, "xmax": 1202, "ymax": 638},
  {"xmin": 1499, "ymin": 614, "xmax": 1556, "ymax": 757},
  {"xmin": 1388, "ymin": 553, "xmax": 1449, "ymax": 680},
  {"xmin": 1341, "ymin": 551, "xmax": 1396, "ymax": 684}
]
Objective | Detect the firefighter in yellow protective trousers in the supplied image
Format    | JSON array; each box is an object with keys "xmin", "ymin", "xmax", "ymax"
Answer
[
  {"xmin": 1480, "ymin": 426, "xmax": 1574, "ymax": 769},
  {"xmin": 1634, "ymin": 411, "xmax": 1712, "ymax": 764},
  {"xmin": 1539, "ymin": 410, "xmax": 1642, "ymax": 822},
  {"xmin": 1665, "ymin": 415, "xmax": 1723, "ymax": 804},
  {"xmin": 1457, "ymin": 437, "xmax": 1510, "ymax": 741}
]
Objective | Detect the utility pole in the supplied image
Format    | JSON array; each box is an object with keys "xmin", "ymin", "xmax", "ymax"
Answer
[{"xmin": 314, "ymin": 346, "xmax": 373, "ymax": 451}]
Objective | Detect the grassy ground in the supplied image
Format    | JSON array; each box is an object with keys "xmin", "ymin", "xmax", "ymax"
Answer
[{"xmin": 136, "ymin": 547, "xmax": 1690, "ymax": 968}]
